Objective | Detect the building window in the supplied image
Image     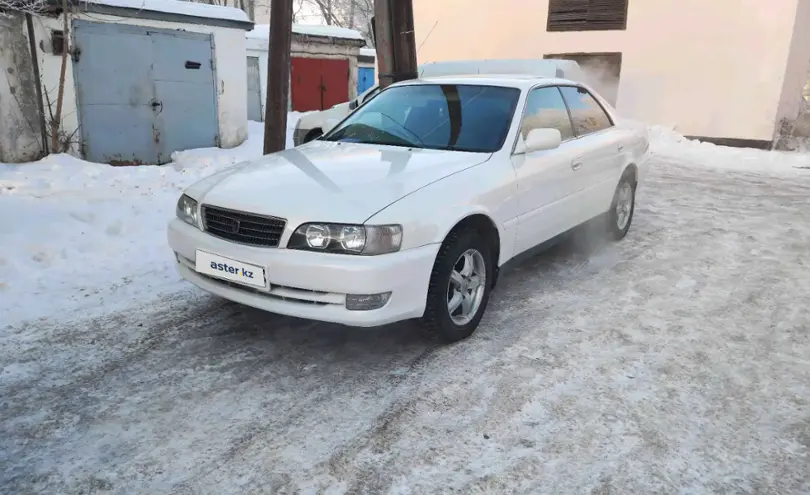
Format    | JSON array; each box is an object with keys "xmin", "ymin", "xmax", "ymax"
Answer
[{"xmin": 547, "ymin": 0, "xmax": 629, "ymax": 32}]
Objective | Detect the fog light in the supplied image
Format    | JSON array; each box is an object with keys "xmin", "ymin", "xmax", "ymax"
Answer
[{"xmin": 346, "ymin": 292, "xmax": 391, "ymax": 311}]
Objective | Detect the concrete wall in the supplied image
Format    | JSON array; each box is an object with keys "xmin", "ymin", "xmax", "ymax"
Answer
[
  {"xmin": 29, "ymin": 11, "xmax": 248, "ymax": 156},
  {"xmin": 0, "ymin": 13, "xmax": 44, "ymax": 163},
  {"xmin": 775, "ymin": 0, "xmax": 810, "ymax": 132},
  {"xmin": 246, "ymin": 35, "xmax": 361, "ymax": 112},
  {"xmin": 413, "ymin": 0, "xmax": 804, "ymax": 142}
]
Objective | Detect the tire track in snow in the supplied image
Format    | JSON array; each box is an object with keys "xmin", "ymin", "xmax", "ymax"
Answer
[{"xmin": 4, "ymin": 159, "xmax": 810, "ymax": 493}]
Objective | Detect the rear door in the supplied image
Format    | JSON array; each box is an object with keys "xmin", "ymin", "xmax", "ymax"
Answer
[
  {"xmin": 511, "ymin": 85, "xmax": 582, "ymax": 254},
  {"xmin": 558, "ymin": 85, "xmax": 624, "ymax": 221}
]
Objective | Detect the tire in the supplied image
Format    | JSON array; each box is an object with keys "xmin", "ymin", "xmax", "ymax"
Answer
[
  {"xmin": 607, "ymin": 172, "xmax": 636, "ymax": 240},
  {"xmin": 303, "ymin": 129, "xmax": 323, "ymax": 143},
  {"xmin": 420, "ymin": 229, "xmax": 494, "ymax": 343}
]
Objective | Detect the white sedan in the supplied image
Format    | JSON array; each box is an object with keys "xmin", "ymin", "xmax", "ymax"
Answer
[{"xmin": 167, "ymin": 75, "xmax": 649, "ymax": 342}]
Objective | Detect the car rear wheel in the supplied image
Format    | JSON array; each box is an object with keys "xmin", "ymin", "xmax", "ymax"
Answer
[
  {"xmin": 607, "ymin": 173, "xmax": 636, "ymax": 240},
  {"xmin": 420, "ymin": 229, "xmax": 493, "ymax": 343}
]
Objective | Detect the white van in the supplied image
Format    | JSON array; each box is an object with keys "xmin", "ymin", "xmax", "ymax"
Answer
[{"xmin": 292, "ymin": 58, "xmax": 584, "ymax": 146}]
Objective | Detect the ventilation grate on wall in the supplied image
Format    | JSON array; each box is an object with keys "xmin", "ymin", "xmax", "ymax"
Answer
[{"xmin": 547, "ymin": 0, "xmax": 629, "ymax": 32}]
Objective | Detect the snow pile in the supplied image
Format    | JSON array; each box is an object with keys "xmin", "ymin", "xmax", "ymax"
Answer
[
  {"xmin": 87, "ymin": 0, "xmax": 251, "ymax": 22},
  {"xmin": 247, "ymin": 23, "xmax": 366, "ymax": 41},
  {"xmin": 359, "ymin": 47, "xmax": 377, "ymax": 58},
  {"xmin": 0, "ymin": 115, "xmax": 304, "ymax": 327},
  {"xmin": 648, "ymin": 125, "xmax": 810, "ymax": 175}
]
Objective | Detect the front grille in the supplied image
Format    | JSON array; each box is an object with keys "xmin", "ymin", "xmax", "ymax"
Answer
[{"xmin": 202, "ymin": 205, "xmax": 286, "ymax": 247}]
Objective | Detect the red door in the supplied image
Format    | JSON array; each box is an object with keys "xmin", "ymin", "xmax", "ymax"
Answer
[
  {"xmin": 290, "ymin": 57, "xmax": 350, "ymax": 112},
  {"xmin": 319, "ymin": 58, "xmax": 350, "ymax": 110}
]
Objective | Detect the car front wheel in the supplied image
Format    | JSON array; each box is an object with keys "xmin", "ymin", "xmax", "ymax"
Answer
[{"xmin": 420, "ymin": 229, "xmax": 493, "ymax": 343}]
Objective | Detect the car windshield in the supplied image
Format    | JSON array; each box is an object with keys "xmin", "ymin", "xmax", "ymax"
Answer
[{"xmin": 322, "ymin": 84, "xmax": 521, "ymax": 153}]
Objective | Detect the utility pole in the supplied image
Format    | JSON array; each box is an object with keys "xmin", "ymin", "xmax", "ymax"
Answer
[
  {"xmin": 373, "ymin": 0, "xmax": 394, "ymax": 89},
  {"xmin": 263, "ymin": 0, "xmax": 294, "ymax": 154},
  {"xmin": 372, "ymin": 0, "xmax": 417, "ymax": 89},
  {"xmin": 389, "ymin": 0, "xmax": 417, "ymax": 82}
]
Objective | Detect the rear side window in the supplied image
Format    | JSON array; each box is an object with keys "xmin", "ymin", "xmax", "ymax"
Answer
[
  {"xmin": 520, "ymin": 86, "xmax": 575, "ymax": 141},
  {"xmin": 558, "ymin": 86, "xmax": 613, "ymax": 136}
]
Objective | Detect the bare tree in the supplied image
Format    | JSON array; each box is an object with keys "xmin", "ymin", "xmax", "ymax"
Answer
[
  {"xmin": 0, "ymin": 0, "xmax": 48, "ymax": 14},
  {"xmin": 302, "ymin": 0, "xmax": 373, "ymax": 40}
]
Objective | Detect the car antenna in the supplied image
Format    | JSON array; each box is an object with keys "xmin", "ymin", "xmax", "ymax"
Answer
[{"xmin": 417, "ymin": 20, "xmax": 439, "ymax": 56}]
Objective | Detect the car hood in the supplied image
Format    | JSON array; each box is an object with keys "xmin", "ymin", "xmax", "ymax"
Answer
[{"xmin": 186, "ymin": 141, "xmax": 492, "ymax": 224}]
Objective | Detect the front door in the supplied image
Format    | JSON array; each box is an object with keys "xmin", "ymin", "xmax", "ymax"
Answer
[{"xmin": 511, "ymin": 85, "xmax": 582, "ymax": 254}]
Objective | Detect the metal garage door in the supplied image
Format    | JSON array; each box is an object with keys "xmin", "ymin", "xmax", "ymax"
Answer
[
  {"xmin": 357, "ymin": 66, "xmax": 375, "ymax": 95},
  {"xmin": 290, "ymin": 57, "xmax": 350, "ymax": 112},
  {"xmin": 246, "ymin": 56, "xmax": 263, "ymax": 122},
  {"xmin": 72, "ymin": 20, "xmax": 219, "ymax": 165}
]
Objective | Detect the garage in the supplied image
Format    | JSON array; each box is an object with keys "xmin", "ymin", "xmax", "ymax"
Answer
[
  {"xmin": 0, "ymin": 0, "xmax": 253, "ymax": 164},
  {"xmin": 73, "ymin": 21, "xmax": 220, "ymax": 164},
  {"xmin": 357, "ymin": 47, "xmax": 376, "ymax": 95},
  {"xmin": 291, "ymin": 57, "xmax": 350, "ymax": 112},
  {"xmin": 246, "ymin": 23, "xmax": 366, "ymax": 117}
]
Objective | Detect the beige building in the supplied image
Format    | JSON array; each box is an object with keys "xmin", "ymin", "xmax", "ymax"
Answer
[{"xmin": 413, "ymin": 0, "xmax": 810, "ymax": 148}]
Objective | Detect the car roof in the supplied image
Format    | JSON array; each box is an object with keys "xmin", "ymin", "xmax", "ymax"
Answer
[{"xmin": 393, "ymin": 74, "xmax": 582, "ymax": 90}]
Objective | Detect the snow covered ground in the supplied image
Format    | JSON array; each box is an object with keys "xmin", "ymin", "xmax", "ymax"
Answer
[
  {"xmin": 2, "ymin": 122, "xmax": 810, "ymax": 493},
  {"xmin": 0, "ymin": 116, "xmax": 302, "ymax": 328}
]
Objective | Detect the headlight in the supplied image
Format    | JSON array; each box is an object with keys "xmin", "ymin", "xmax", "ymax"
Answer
[
  {"xmin": 288, "ymin": 223, "xmax": 402, "ymax": 255},
  {"xmin": 176, "ymin": 194, "xmax": 199, "ymax": 228}
]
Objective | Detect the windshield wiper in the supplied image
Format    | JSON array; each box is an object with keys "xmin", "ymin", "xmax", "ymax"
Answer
[{"xmin": 376, "ymin": 112, "xmax": 424, "ymax": 148}]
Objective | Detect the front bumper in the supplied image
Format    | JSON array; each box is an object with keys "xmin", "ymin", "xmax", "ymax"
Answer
[{"xmin": 167, "ymin": 219, "xmax": 439, "ymax": 327}]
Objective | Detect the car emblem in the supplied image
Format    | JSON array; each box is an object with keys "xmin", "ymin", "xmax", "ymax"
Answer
[{"xmin": 229, "ymin": 220, "xmax": 240, "ymax": 233}]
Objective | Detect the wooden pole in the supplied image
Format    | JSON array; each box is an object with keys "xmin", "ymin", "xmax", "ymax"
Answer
[
  {"xmin": 373, "ymin": 0, "xmax": 395, "ymax": 89},
  {"xmin": 263, "ymin": 0, "xmax": 294, "ymax": 154},
  {"xmin": 389, "ymin": 0, "xmax": 417, "ymax": 83}
]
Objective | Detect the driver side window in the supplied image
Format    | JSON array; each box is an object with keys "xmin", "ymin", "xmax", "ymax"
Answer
[{"xmin": 520, "ymin": 86, "xmax": 575, "ymax": 141}]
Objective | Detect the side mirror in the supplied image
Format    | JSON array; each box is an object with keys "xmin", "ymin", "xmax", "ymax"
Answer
[
  {"xmin": 322, "ymin": 118, "xmax": 340, "ymax": 134},
  {"xmin": 516, "ymin": 128, "xmax": 562, "ymax": 154}
]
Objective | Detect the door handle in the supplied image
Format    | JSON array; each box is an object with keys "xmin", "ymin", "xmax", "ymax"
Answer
[
  {"xmin": 618, "ymin": 145, "xmax": 625, "ymax": 152},
  {"xmin": 571, "ymin": 162, "xmax": 583, "ymax": 171}
]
